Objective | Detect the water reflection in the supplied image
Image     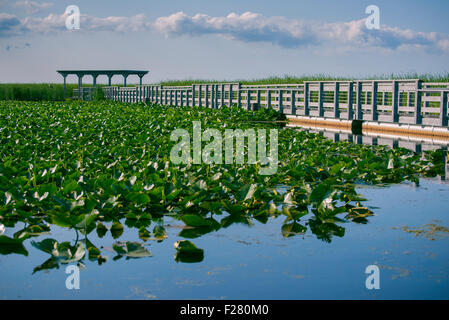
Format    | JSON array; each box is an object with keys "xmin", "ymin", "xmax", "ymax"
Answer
[
  {"xmin": 0, "ymin": 196, "xmax": 373, "ymax": 271},
  {"xmin": 288, "ymin": 123, "xmax": 449, "ymax": 182},
  {"xmin": 1, "ymin": 124, "xmax": 448, "ymax": 275}
]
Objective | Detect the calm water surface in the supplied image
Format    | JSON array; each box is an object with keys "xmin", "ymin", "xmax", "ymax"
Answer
[{"xmin": 1, "ymin": 178, "xmax": 448, "ymax": 300}]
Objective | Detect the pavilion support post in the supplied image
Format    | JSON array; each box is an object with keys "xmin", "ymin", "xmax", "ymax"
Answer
[
  {"xmin": 92, "ymin": 74, "xmax": 98, "ymax": 101},
  {"xmin": 78, "ymin": 74, "xmax": 83, "ymax": 100},
  {"xmin": 139, "ymin": 75, "xmax": 143, "ymax": 86},
  {"xmin": 63, "ymin": 75, "xmax": 67, "ymax": 99},
  {"xmin": 123, "ymin": 74, "xmax": 128, "ymax": 87},
  {"xmin": 108, "ymin": 75, "xmax": 113, "ymax": 86}
]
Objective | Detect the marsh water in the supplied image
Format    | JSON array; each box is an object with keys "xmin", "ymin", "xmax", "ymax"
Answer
[{"xmin": 1, "ymin": 127, "xmax": 449, "ymax": 300}]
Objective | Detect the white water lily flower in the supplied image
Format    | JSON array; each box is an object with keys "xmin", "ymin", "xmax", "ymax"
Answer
[{"xmin": 0, "ymin": 224, "xmax": 5, "ymax": 235}]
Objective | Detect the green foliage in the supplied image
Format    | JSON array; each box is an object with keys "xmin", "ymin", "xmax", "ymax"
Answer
[{"xmin": 0, "ymin": 100, "xmax": 445, "ymax": 265}]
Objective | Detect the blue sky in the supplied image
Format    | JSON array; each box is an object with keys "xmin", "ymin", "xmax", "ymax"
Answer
[{"xmin": 0, "ymin": 0, "xmax": 448, "ymax": 84}]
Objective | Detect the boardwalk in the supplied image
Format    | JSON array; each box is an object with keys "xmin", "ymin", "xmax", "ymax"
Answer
[{"xmin": 99, "ymin": 79, "xmax": 449, "ymax": 133}]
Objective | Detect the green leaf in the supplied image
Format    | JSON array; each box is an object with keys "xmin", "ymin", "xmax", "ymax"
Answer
[
  {"xmin": 112, "ymin": 241, "xmax": 152, "ymax": 258},
  {"xmin": 110, "ymin": 221, "xmax": 124, "ymax": 239},
  {"xmin": 96, "ymin": 222, "xmax": 108, "ymax": 238},
  {"xmin": 181, "ymin": 214, "xmax": 211, "ymax": 227},
  {"xmin": 0, "ymin": 235, "xmax": 28, "ymax": 256},
  {"xmin": 174, "ymin": 240, "xmax": 204, "ymax": 263}
]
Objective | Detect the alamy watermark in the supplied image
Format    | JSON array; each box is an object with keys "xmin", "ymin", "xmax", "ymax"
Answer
[
  {"xmin": 365, "ymin": 5, "xmax": 380, "ymax": 30},
  {"xmin": 170, "ymin": 121, "xmax": 278, "ymax": 175},
  {"xmin": 65, "ymin": 5, "xmax": 80, "ymax": 30},
  {"xmin": 65, "ymin": 265, "xmax": 80, "ymax": 290},
  {"xmin": 365, "ymin": 264, "xmax": 380, "ymax": 290}
]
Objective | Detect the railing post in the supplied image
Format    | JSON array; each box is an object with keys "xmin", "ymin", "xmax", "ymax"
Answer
[
  {"xmin": 356, "ymin": 81, "xmax": 363, "ymax": 120},
  {"xmin": 440, "ymin": 91, "xmax": 448, "ymax": 126},
  {"xmin": 279, "ymin": 89, "xmax": 283, "ymax": 113},
  {"xmin": 333, "ymin": 82, "xmax": 340, "ymax": 118},
  {"xmin": 192, "ymin": 85, "xmax": 196, "ymax": 106},
  {"xmin": 371, "ymin": 81, "xmax": 378, "ymax": 121},
  {"xmin": 392, "ymin": 80, "xmax": 399, "ymax": 123},
  {"xmin": 318, "ymin": 82, "xmax": 323, "ymax": 117},
  {"xmin": 347, "ymin": 81, "xmax": 353, "ymax": 120},
  {"xmin": 229, "ymin": 84, "xmax": 233, "ymax": 107},
  {"xmin": 267, "ymin": 90, "xmax": 272, "ymax": 109},
  {"xmin": 291, "ymin": 90, "xmax": 296, "ymax": 115},
  {"xmin": 211, "ymin": 85, "xmax": 215, "ymax": 109},
  {"xmin": 198, "ymin": 85, "xmax": 202, "ymax": 107},
  {"xmin": 415, "ymin": 80, "xmax": 422, "ymax": 124},
  {"xmin": 205, "ymin": 85, "xmax": 209, "ymax": 108},
  {"xmin": 247, "ymin": 89, "xmax": 251, "ymax": 110},
  {"xmin": 257, "ymin": 89, "xmax": 261, "ymax": 109},
  {"xmin": 237, "ymin": 84, "xmax": 242, "ymax": 108},
  {"xmin": 221, "ymin": 84, "xmax": 225, "ymax": 108},
  {"xmin": 304, "ymin": 83, "xmax": 309, "ymax": 116},
  {"xmin": 215, "ymin": 84, "xmax": 219, "ymax": 108}
]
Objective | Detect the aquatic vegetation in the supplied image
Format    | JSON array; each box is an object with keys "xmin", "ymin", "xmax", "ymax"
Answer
[
  {"xmin": 0, "ymin": 100, "xmax": 445, "ymax": 267},
  {"xmin": 394, "ymin": 224, "xmax": 449, "ymax": 241}
]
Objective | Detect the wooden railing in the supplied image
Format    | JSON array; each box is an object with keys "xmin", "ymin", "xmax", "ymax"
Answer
[
  {"xmin": 73, "ymin": 87, "xmax": 95, "ymax": 100},
  {"xmin": 102, "ymin": 79, "xmax": 449, "ymax": 127}
]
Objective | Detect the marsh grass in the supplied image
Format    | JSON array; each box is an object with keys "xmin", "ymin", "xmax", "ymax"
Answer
[
  {"xmin": 0, "ymin": 83, "xmax": 109, "ymax": 101},
  {"xmin": 2, "ymin": 73, "xmax": 448, "ymax": 101},
  {"xmin": 159, "ymin": 72, "xmax": 449, "ymax": 86}
]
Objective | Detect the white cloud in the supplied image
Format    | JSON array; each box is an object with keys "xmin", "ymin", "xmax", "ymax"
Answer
[
  {"xmin": 153, "ymin": 11, "xmax": 449, "ymax": 53},
  {"xmin": 1, "ymin": 10, "xmax": 448, "ymax": 54},
  {"xmin": 5, "ymin": 12, "xmax": 150, "ymax": 34},
  {"xmin": 14, "ymin": 0, "xmax": 53, "ymax": 14}
]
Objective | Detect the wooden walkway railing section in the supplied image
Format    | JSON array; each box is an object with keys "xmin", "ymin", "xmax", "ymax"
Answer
[{"xmin": 101, "ymin": 80, "xmax": 449, "ymax": 127}]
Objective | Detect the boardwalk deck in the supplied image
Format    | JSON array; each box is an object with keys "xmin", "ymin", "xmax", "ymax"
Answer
[{"xmin": 100, "ymin": 80, "xmax": 449, "ymax": 130}]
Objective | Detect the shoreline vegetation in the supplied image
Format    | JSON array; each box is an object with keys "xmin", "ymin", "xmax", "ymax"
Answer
[{"xmin": 1, "ymin": 73, "xmax": 448, "ymax": 101}]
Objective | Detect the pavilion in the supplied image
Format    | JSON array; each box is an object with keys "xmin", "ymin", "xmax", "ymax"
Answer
[{"xmin": 57, "ymin": 69, "xmax": 149, "ymax": 99}]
